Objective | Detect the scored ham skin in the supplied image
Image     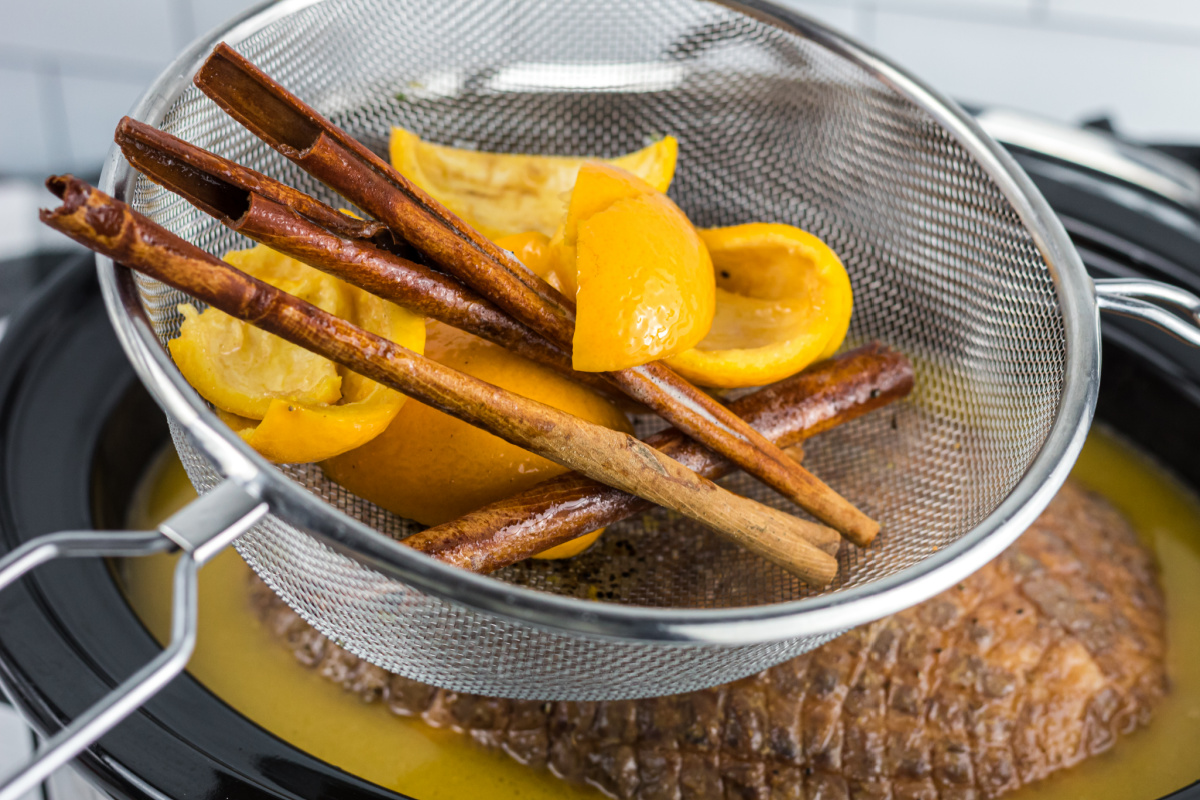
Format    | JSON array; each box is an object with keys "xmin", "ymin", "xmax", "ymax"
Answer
[{"xmin": 250, "ymin": 481, "xmax": 1167, "ymax": 800}]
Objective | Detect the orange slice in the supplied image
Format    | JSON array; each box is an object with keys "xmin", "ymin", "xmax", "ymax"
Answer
[
  {"xmin": 322, "ymin": 322, "xmax": 632, "ymax": 559},
  {"xmin": 389, "ymin": 127, "xmax": 677, "ymax": 238},
  {"xmin": 664, "ymin": 223, "xmax": 852, "ymax": 388},
  {"xmin": 169, "ymin": 244, "xmax": 425, "ymax": 463},
  {"xmin": 552, "ymin": 163, "xmax": 714, "ymax": 372}
]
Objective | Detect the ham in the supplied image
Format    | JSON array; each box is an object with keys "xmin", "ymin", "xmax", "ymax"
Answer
[{"xmin": 251, "ymin": 481, "xmax": 1167, "ymax": 800}]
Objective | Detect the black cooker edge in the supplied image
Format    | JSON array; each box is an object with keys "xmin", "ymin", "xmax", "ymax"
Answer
[{"xmin": 0, "ymin": 259, "xmax": 411, "ymax": 800}]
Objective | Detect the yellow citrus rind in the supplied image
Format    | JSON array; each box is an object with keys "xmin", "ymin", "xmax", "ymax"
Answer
[
  {"xmin": 389, "ymin": 128, "xmax": 677, "ymax": 238},
  {"xmin": 170, "ymin": 244, "xmax": 425, "ymax": 463},
  {"xmin": 664, "ymin": 223, "xmax": 852, "ymax": 388}
]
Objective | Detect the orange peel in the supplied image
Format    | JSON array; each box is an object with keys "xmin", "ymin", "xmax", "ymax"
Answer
[
  {"xmin": 664, "ymin": 223, "xmax": 852, "ymax": 388},
  {"xmin": 553, "ymin": 163, "xmax": 714, "ymax": 372},
  {"xmin": 169, "ymin": 243, "xmax": 425, "ymax": 463},
  {"xmin": 389, "ymin": 127, "xmax": 677, "ymax": 238}
]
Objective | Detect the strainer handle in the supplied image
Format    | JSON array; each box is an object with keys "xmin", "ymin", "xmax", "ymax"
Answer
[
  {"xmin": 1095, "ymin": 278, "xmax": 1200, "ymax": 347},
  {"xmin": 0, "ymin": 481, "xmax": 266, "ymax": 800}
]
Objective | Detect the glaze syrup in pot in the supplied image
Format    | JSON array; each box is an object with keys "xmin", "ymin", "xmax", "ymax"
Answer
[{"xmin": 117, "ymin": 428, "xmax": 1200, "ymax": 800}]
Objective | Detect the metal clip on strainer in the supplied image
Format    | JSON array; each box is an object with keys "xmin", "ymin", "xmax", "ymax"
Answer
[
  {"xmin": 3, "ymin": 0, "xmax": 1200, "ymax": 796},
  {"xmin": 0, "ymin": 484, "xmax": 267, "ymax": 797}
]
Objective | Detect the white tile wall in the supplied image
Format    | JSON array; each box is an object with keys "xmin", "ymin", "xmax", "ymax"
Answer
[
  {"xmin": 188, "ymin": 0, "xmax": 269, "ymax": 41},
  {"xmin": 864, "ymin": 0, "xmax": 1035, "ymax": 14},
  {"xmin": 0, "ymin": 68, "xmax": 53, "ymax": 177},
  {"xmin": 0, "ymin": 1, "xmax": 178, "ymax": 67},
  {"xmin": 0, "ymin": 0, "xmax": 1197, "ymax": 181},
  {"xmin": 873, "ymin": 11, "xmax": 1200, "ymax": 139},
  {"xmin": 60, "ymin": 74, "xmax": 151, "ymax": 168},
  {"xmin": 777, "ymin": 1, "xmax": 858, "ymax": 34},
  {"xmin": 1049, "ymin": 0, "xmax": 1200, "ymax": 31}
]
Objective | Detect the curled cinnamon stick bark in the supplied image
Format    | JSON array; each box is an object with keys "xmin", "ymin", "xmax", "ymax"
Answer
[
  {"xmin": 406, "ymin": 345, "xmax": 912, "ymax": 573},
  {"xmin": 193, "ymin": 42, "xmax": 880, "ymax": 547},
  {"xmin": 114, "ymin": 117, "xmax": 616, "ymax": 398},
  {"xmin": 41, "ymin": 175, "xmax": 839, "ymax": 586}
]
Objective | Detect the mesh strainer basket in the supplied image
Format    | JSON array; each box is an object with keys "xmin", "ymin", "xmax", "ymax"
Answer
[{"xmin": 4, "ymin": 0, "xmax": 1200, "ymax": 794}]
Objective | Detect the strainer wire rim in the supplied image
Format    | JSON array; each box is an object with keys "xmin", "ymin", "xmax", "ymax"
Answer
[{"xmin": 94, "ymin": 0, "xmax": 1099, "ymax": 646}]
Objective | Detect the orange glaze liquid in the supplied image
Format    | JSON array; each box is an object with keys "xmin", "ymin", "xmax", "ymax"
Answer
[{"xmin": 117, "ymin": 427, "xmax": 1200, "ymax": 799}]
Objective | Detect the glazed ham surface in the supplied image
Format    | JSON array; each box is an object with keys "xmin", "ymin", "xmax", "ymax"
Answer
[{"xmin": 251, "ymin": 481, "xmax": 1167, "ymax": 800}]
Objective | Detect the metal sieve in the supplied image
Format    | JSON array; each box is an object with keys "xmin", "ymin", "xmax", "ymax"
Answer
[{"xmin": 3, "ymin": 0, "xmax": 1200, "ymax": 795}]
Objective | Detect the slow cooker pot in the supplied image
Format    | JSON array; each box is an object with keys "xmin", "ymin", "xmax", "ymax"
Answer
[{"xmin": 0, "ymin": 119, "xmax": 1198, "ymax": 799}]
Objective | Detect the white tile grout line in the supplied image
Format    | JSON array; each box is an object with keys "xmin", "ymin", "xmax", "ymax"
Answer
[
  {"xmin": 0, "ymin": 47, "xmax": 161, "ymax": 83},
  {"xmin": 854, "ymin": 1, "xmax": 877, "ymax": 45},
  {"xmin": 168, "ymin": 0, "xmax": 199, "ymax": 53},
  {"xmin": 0, "ymin": 2, "xmax": 1197, "ymax": 73}
]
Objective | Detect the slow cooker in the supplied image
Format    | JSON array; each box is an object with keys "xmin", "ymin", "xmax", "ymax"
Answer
[{"xmin": 0, "ymin": 77, "xmax": 1198, "ymax": 800}]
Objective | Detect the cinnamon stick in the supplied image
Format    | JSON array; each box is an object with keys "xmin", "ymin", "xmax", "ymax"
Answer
[
  {"xmin": 193, "ymin": 42, "xmax": 880, "ymax": 547},
  {"xmin": 114, "ymin": 117, "xmax": 616, "ymax": 398},
  {"xmin": 41, "ymin": 175, "xmax": 839, "ymax": 586},
  {"xmin": 406, "ymin": 345, "xmax": 911, "ymax": 573}
]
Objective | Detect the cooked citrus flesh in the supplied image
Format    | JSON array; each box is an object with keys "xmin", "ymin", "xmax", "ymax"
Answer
[
  {"xmin": 553, "ymin": 163, "xmax": 714, "ymax": 372},
  {"xmin": 169, "ymin": 244, "xmax": 425, "ymax": 463},
  {"xmin": 171, "ymin": 303, "xmax": 343, "ymax": 419},
  {"xmin": 322, "ymin": 321, "xmax": 631, "ymax": 558},
  {"xmin": 664, "ymin": 223, "xmax": 853, "ymax": 388},
  {"xmin": 389, "ymin": 127, "xmax": 677, "ymax": 238},
  {"xmin": 493, "ymin": 230, "xmax": 577, "ymax": 296}
]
